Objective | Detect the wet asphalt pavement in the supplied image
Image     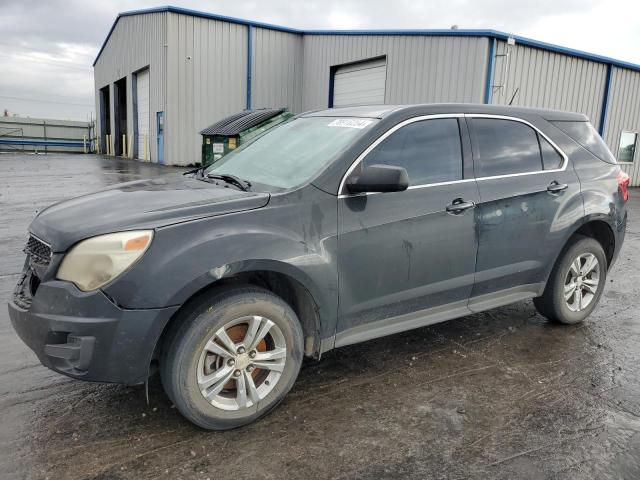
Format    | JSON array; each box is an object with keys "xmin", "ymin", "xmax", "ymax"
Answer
[{"xmin": 1, "ymin": 152, "xmax": 639, "ymax": 480}]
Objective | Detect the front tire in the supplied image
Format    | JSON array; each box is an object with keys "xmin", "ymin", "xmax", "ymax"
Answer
[
  {"xmin": 161, "ymin": 287, "xmax": 304, "ymax": 430},
  {"xmin": 534, "ymin": 236, "xmax": 607, "ymax": 325}
]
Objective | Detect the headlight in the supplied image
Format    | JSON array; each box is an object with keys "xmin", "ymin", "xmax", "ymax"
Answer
[{"xmin": 57, "ymin": 230, "xmax": 153, "ymax": 291}]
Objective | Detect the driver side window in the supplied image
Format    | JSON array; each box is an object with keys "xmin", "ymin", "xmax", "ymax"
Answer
[{"xmin": 363, "ymin": 118, "xmax": 463, "ymax": 186}]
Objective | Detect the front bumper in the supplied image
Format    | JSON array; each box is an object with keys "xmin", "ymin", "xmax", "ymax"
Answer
[{"xmin": 8, "ymin": 278, "xmax": 179, "ymax": 385}]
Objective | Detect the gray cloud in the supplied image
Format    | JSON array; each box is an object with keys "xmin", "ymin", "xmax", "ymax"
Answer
[{"xmin": 1, "ymin": 0, "xmax": 638, "ymax": 120}]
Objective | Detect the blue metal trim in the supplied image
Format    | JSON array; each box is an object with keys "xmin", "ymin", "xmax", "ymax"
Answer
[
  {"xmin": 0, "ymin": 139, "xmax": 85, "ymax": 147},
  {"xmin": 246, "ymin": 25, "xmax": 253, "ymax": 110},
  {"xmin": 158, "ymin": 6, "xmax": 301, "ymax": 33},
  {"xmin": 305, "ymin": 28, "xmax": 496, "ymax": 37},
  {"xmin": 93, "ymin": 6, "xmax": 640, "ymax": 75},
  {"xmin": 484, "ymin": 38, "xmax": 496, "ymax": 104},
  {"xmin": 598, "ymin": 64, "xmax": 614, "ymax": 136},
  {"xmin": 93, "ymin": 6, "xmax": 301, "ymax": 66}
]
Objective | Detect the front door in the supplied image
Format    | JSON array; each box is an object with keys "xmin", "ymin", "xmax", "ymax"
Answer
[{"xmin": 335, "ymin": 116, "xmax": 480, "ymax": 347}]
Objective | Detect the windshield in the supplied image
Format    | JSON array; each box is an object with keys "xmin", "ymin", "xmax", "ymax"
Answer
[{"xmin": 205, "ymin": 117, "xmax": 377, "ymax": 190}]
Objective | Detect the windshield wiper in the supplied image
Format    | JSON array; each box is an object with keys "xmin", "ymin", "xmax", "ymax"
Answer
[
  {"xmin": 184, "ymin": 167, "xmax": 251, "ymax": 191},
  {"xmin": 183, "ymin": 166, "xmax": 205, "ymax": 177},
  {"xmin": 205, "ymin": 173, "xmax": 252, "ymax": 191}
]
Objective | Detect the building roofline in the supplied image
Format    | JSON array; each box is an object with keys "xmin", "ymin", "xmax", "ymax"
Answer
[
  {"xmin": 92, "ymin": 5, "xmax": 640, "ymax": 73},
  {"xmin": 92, "ymin": 5, "xmax": 301, "ymax": 65}
]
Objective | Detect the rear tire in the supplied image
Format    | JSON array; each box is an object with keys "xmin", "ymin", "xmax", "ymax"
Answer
[
  {"xmin": 534, "ymin": 236, "xmax": 607, "ymax": 324},
  {"xmin": 161, "ymin": 287, "xmax": 304, "ymax": 430}
]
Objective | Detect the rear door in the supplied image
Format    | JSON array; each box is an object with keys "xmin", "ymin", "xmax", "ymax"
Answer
[
  {"xmin": 468, "ymin": 115, "xmax": 581, "ymax": 309},
  {"xmin": 335, "ymin": 115, "xmax": 480, "ymax": 346}
]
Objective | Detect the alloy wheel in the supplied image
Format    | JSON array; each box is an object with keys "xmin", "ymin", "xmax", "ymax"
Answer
[
  {"xmin": 196, "ymin": 315, "xmax": 287, "ymax": 411},
  {"xmin": 564, "ymin": 253, "xmax": 600, "ymax": 312}
]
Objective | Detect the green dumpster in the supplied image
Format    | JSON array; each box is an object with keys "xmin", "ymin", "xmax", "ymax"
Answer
[{"xmin": 199, "ymin": 108, "xmax": 293, "ymax": 167}]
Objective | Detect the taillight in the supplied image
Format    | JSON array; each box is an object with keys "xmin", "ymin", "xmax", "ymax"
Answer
[{"xmin": 617, "ymin": 170, "xmax": 630, "ymax": 203}]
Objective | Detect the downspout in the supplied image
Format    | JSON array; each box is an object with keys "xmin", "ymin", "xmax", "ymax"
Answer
[
  {"xmin": 246, "ymin": 25, "xmax": 253, "ymax": 110},
  {"xmin": 484, "ymin": 37, "xmax": 497, "ymax": 104},
  {"xmin": 598, "ymin": 64, "xmax": 613, "ymax": 136}
]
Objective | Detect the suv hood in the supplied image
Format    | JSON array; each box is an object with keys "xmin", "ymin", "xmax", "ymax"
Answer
[{"xmin": 29, "ymin": 174, "xmax": 270, "ymax": 252}]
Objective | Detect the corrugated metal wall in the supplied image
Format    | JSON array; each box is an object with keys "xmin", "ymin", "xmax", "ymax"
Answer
[
  {"xmin": 490, "ymin": 41, "xmax": 608, "ymax": 128},
  {"xmin": 251, "ymin": 28, "xmax": 303, "ymax": 113},
  {"xmin": 93, "ymin": 12, "xmax": 167, "ymax": 162},
  {"xmin": 603, "ymin": 67, "xmax": 640, "ymax": 185},
  {"xmin": 165, "ymin": 13, "xmax": 247, "ymax": 166},
  {"xmin": 301, "ymin": 35, "xmax": 489, "ymax": 111}
]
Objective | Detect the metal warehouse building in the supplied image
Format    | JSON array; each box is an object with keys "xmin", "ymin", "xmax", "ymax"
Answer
[{"xmin": 94, "ymin": 6, "xmax": 640, "ymax": 185}]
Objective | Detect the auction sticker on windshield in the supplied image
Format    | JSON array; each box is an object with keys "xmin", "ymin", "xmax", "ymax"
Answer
[{"xmin": 328, "ymin": 118, "xmax": 373, "ymax": 129}]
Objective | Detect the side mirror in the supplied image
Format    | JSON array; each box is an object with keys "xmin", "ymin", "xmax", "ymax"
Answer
[{"xmin": 346, "ymin": 164, "xmax": 409, "ymax": 194}]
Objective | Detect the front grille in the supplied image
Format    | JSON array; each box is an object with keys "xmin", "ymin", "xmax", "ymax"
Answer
[{"xmin": 24, "ymin": 235, "xmax": 52, "ymax": 266}]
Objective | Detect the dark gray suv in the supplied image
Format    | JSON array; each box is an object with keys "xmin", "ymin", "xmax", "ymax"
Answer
[{"xmin": 9, "ymin": 104, "xmax": 629, "ymax": 429}]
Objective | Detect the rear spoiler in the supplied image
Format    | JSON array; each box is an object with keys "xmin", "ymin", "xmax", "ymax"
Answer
[{"xmin": 539, "ymin": 111, "xmax": 589, "ymax": 122}]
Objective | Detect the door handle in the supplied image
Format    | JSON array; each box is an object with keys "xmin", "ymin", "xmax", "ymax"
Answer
[
  {"xmin": 547, "ymin": 181, "xmax": 568, "ymax": 193},
  {"xmin": 446, "ymin": 199, "xmax": 476, "ymax": 215}
]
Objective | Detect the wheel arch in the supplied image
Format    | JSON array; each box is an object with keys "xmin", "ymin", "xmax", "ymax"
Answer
[
  {"xmin": 543, "ymin": 216, "xmax": 616, "ymax": 289},
  {"xmin": 571, "ymin": 217, "xmax": 616, "ymax": 268},
  {"xmin": 149, "ymin": 263, "xmax": 325, "ymax": 378},
  {"xmin": 534, "ymin": 217, "xmax": 613, "ymax": 323}
]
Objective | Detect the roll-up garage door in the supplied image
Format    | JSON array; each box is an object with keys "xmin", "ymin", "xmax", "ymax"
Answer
[
  {"xmin": 332, "ymin": 58, "xmax": 387, "ymax": 107},
  {"xmin": 136, "ymin": 69, "xmax": 150, "ymax": 160}
]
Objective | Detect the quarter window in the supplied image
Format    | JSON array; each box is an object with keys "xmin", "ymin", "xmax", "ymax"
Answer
[
  {"xmin": 552, "ymin": 121, "xmax": 617, "ymax": 164},
  {"xmin": 362, "ymin": 118, "xmax": 463, "ymax": 186},
  {"xmin": 473, "ymin": 118, "xmax": 543, "ymax": 177},
  {"xmin": 618, "ymin": 131, "xmax": 637, "ymax": 163}
]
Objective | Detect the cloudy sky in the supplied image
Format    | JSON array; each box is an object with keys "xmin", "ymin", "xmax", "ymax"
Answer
[{"xmin": 1, "ymin": 0, "xmax": 639, "ymax": 121}]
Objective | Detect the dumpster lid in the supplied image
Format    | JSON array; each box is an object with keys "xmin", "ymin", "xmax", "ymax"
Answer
[{"xmin": 200, "ymin": 108, "xmax": 286, "ymax": 136}]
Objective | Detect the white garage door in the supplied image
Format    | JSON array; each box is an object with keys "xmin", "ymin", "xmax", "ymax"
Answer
[
  {"xmin": 332, "ymin": 58, "xmax": 387, "ymax": 107},
  {"xmin": 136, "ymin": 69, "xmax": 150, "ymax": 160}
]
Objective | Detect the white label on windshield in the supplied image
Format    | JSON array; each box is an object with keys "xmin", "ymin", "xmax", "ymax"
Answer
[{"xmin": 328, "ymin": 118, "xmax": 372, "ymax": 129}]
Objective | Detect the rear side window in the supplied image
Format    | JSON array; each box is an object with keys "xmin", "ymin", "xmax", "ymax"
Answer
[
  {"xmin": 363, "ymin": 118, "xmax": 462, "ymax": 186},
  {"xmin": 552, "ymin": 121, "xmax": 617, "ymax": 164},
  {"xmin": 472, "ymin": 118, "xmax": 542, "ymax": 177}
]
